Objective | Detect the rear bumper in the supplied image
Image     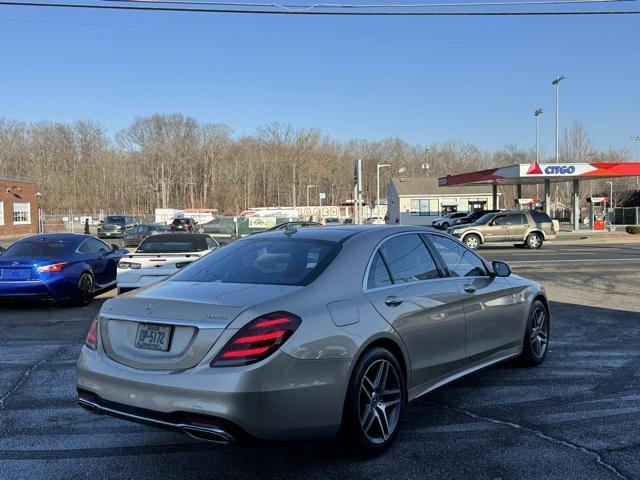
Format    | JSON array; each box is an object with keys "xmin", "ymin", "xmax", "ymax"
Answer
[
  {"xmin": 0, "ymin": 279, "xmax": 69, "ymax": 301},
  {"xmin": 76, "ymin": 346, "xmax": 350, "ymax": 441}
]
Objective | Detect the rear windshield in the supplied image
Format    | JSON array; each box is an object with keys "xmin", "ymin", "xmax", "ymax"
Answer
[
  {"xmin": 172, "ymin": 237, "xmax": 341, "ymax": 286},
  {"xmin": 137, "ymin": 236, "xmax": 208, "ymax": 253},
  {"xmin": 530, "ymin": 210, "xmax": 552, "ymax": 223},
  {"xmin": 4, "ymin": 240, "xmax": 70, "ymax": 258},
  {"xmin": 104, "ymin": 216, "xmax": 125, "ymax": 223}
]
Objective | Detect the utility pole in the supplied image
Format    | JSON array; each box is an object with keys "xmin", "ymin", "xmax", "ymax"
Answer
[
  {"xmin": 377, "ymin": 163, "xmax": 390, "ymax": 219},
  {"xmin": 534, "ymin": 108, "xmax": 544, "ymax": 164},
  {"xmin": 552, "ymin": 75, "xmax": 566, "ymax": 163},
  {"xmin": 306, "ymin": 185, "xmax": 316, "ymax": 207},
  {"xmin": 292, "ymin": 164, "xmax": 296, "ymax": 209}
]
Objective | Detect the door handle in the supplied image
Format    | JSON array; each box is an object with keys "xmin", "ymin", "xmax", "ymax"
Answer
[
  {"xmin": 384, "ymin": 296, "xmax": 404, "ymax": 307},
  {"xmin": 463, "ymin": 285, "xmax": 477, "ymax": 294}
]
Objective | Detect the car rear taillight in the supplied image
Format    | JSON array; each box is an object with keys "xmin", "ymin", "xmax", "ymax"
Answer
[
  {"xmin": 36, "ymin": 262, "xmax": 68, "ymax": 273},
  {"xmin": 210, "ymin": 312, "xmax": 301, "ymax": 367},
  {"xmin": 85, "ymin": 318, "xmax": 98, "ymax": 350}
]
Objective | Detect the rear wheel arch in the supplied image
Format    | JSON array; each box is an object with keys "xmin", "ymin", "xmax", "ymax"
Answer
[{"xmin": 346, "ymin": 337, "xmax": 410, "ymax": 405}]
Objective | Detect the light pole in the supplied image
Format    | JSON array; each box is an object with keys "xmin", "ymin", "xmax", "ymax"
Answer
[
  {"xmin": 376, "ymin": 163, "xmax": 390, "ymax": 219},
  {"xmin": 306, "ymin": 185, "xmax": 316, "ymax": 207},
  {"xmin": 605, "ymin": 181, "xmax": 613, "ymax": 207},
  {"xmin": 552, "ymin": 75, "xmax": 566, "ymax": 162},
  {"xmin": 632, "ymin": 136, "xmax": 640, "ymax": 191},
  {"xmin": 422, "ymin": 148, "xmax": 430, "ymax": 176},
  {"xmin": 533, "ymin": 108, "xmax": 544, "ymax": 201}
]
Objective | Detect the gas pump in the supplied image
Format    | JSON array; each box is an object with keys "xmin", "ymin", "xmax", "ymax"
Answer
[{"xmin": 587, "ymin": 197, "xmax": 609, "ymax": 230}]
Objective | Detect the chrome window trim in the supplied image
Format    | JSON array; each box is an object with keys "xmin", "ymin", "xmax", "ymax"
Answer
[{"xmin": 361, "ymin": 230, "xmax": 443, "ymax": 293}]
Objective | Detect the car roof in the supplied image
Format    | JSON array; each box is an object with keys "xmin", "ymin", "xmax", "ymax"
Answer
[
  {"xmin": 20, "ymin": 233, "xmax": 93, "ymax": 244},
  {"xmin": 252, "ymin": 224, "xmax": 431, "ymax": 243}
]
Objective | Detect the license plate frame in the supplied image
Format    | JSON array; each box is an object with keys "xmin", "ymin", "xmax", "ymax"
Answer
[
  {"xmin": 0, "ymin": 268, "xmax": 31, "ymax": 280},
  {"xmin": 135, "ymin": 323, "xmax": 173, "ymax": 351}
]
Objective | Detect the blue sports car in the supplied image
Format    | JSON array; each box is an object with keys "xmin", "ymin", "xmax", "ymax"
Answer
[{"xmin": 0, "ymin": 234, "xmax": 128, "ymax": 305}]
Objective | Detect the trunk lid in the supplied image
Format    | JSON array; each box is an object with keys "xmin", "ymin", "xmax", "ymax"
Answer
[
  {"xmin": 0, "ymin": 259, "xmax": 39, "ymax": 281},
  {"xmin": 99, "ymin": 281, "xmax": 301, "ymax": 370}
]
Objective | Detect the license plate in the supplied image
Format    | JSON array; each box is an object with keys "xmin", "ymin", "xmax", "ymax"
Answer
[
  {"xmin": 135, "ymin": 323, "xmax": 172, "ymax": 351},
  {"xmin": 0, "ymin": 268, "xmax": 31, "ymax": 280}
]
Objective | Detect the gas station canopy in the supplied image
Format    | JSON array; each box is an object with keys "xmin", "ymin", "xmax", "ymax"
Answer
[{"xmin": 438, "ymin": 162, "xmax": 640, "ymax": 187}]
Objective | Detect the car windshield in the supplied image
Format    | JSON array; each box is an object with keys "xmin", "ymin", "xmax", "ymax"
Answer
[
  {"xmin": 172, "ymin": 237, "xmax": 341, "ymax": 286},
  {"xmin": 137, "ymin": 235, "xmax": 208, "ymax": 253},
  {"xmin": 104, "ymin": 216, "xmax": 125, "ymax": 223},
  {"xmin": 4, "ymin": 239, "xmax": 70, "ymax": 258}
]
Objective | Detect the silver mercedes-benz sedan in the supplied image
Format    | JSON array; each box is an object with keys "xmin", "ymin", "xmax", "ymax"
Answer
[{"xmin": 76, "ymin": 225, "xmax": 549, "ymax": 455}]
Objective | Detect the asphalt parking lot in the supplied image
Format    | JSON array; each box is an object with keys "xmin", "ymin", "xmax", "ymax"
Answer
[{"xmin": 1, "ymin": 242, "xmax": 639, "ymax": 480}]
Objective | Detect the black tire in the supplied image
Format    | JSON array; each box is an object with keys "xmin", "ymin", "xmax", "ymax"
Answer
[
  {"xmin": 441, "ymin": 222, "xmax": 450, "ymax": 230},
  {"xmin": 73, "ymin": 272, "xmax": 94, "ymax": 306},
  {"xmin": 341, "ymin": 347, "xmax": 405, "ymax": 456},
  {"xmin": 519, "ymin": 300, "xmax": 550, "ymax": 366},
  {"xmin": 525, "ymin": 232, "xmax": 544, "ymax": 249},
  {"xmin": 463, "ymin": 233, "xmax": 481, "ymax": 250}
]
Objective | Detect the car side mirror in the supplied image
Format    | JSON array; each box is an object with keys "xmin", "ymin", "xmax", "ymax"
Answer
[
  {"xmin": 111, "ymin": 244, "xmax": 120, "ymax": 252},
  {"xmin": 492, "ymin": 260, "xmax": 511, "ymax": 277}
]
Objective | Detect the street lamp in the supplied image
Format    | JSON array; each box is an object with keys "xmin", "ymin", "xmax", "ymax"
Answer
[
  {"xmin": 605, "ymin": 181, "xmax": 613, "ymax": 208},
  {"xmin": 377, "ymin": 163, "xmax": 391, "ymax": 219},
  {"xmin": 422, "ymin": 148, "xmax": 430, "ymax": 176},
  {"xmin": 534, "ymin": 108, "xmax": 544, "ymax": 164},
  {"xmin": 552, "ymin": 75, "xmax": 566, "ymax": 162},
  {"xmin": 631, "ymin": 136, "xmax": 640, "ymax": 191},
  {"xmin": 306, "ymin": 185, "xmax": 316, "ymax": 207}
]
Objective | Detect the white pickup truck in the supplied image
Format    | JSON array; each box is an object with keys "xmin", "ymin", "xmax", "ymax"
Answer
[{"xmin": 116, "ymin": 233, "xmax": 219, "ymax": 294}]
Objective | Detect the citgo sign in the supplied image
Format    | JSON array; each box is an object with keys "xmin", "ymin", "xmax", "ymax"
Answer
[{"xmin": 544, "ymin": 165, "xmax": 576, "ymax": 175}]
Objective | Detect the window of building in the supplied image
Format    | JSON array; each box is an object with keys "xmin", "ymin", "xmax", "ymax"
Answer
[
  {"xmin": 410, "ymin": 198, "xmax": 438, "ymax": 216},
  {"xmin": 13, "ymin": 202, "xmax": 31, "ymax": 225}
]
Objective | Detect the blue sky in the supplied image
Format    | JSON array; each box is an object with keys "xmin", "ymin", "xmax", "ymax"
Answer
[{"xmin": 0, "ymin": 3, "xmax": 638, "ymax": 153}]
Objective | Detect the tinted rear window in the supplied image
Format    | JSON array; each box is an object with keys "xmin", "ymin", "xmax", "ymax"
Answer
[
  {"xmin": 137, "ymin": 236, "xmax": 208, "ymax": 253},
  {"xmin": 4, "ymin": 240, "xmax": 70, "ymax": 258},
  {"xmin": 172, "ymin": 238, "xmax": 341, "ymax": 286},
  {"xmin": 104, "ymin": 216, "xmax": 125, "ymax": 223},
  {"xmin": 530, "ymin": 211, "xmax": 552, "ymax": 223}
]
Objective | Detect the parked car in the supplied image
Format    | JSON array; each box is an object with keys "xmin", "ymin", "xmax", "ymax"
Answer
[
  {"xmin": 452, "ymin": 209, "xmax": 501, "ymax": 226},
  {"xmin": 447, "ymin": 210, "xmax": 556, "ymax": 249},
  {"xmin": 77, "ymin": 226, "xmax": 549, "ymax": 455},
  {"xmin": 431, "ymin": 212, "xmax": 469, "ymax": 230},
  {"xmin": 0, "ymin": 234, "xmax": 127, "ymax": 305},
  {"xmin": 116, "ymin": 233, "xmax": 219, "ymax": 294},
  {"xmin": 170, "ymin": 217, "xmax": 202, "ymax": 233},
  {"xmin": 324, "ymin": 217, "xmax": 341, "ymax": 225},
  {"xmin": 200, "ymin": 218, "xmax": 221, "ymax": 234},
  {"xmin": 123, "ymin": 224, "xmax": 170, "ymax": 247},
  {"xmin": 97, "ymin": 215, "xmax": 138, "ymax": 239},
  {"xmin": 365, "ymin": 217, "xmax": 386, "ymax": 225}
]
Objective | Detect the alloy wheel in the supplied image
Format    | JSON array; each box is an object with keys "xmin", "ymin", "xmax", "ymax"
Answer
[
  {"xmin": 358, "ymin": 359, "xmax": 402, "ymax": 444},
  {"xmin": 530, "ymin": 306, "xmax": 548, "ymax": 358},
  {"xmin": 465, "ymin": 236, "xmax": 479, "ymax": 249},
  {"xmin": 528, "ymin": 234, "xmax": 542, "ymax": 248}
]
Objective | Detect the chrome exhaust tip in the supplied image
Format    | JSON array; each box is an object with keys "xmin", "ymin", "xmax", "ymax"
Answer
[{"xmin": 182, "ymin": 425, "xmax": 236, "ymax": 444}]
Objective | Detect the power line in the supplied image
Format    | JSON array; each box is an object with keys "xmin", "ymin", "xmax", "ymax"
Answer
[
  {"xmin": 101, "ymin": 0, "xmax": 639, "ymax": 9},
  {"xmin": 1, "ymin": 1, "xmax": 639, "ymax": 13}
]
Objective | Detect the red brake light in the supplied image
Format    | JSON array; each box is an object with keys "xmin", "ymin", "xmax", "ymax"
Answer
[
  {"xmin": 85, "ymin": 318, "xmax": 98, "ymax": 350},
  {"xmin": 211, "ymin": 312, "xmax": 301, "ymax": 367},
  {"xmin": 37, "ymin": 262, "xmax": 68, "ymax": 273}
]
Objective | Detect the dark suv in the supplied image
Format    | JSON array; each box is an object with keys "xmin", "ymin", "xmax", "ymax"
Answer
[
  {"xmin": 453, "ymin": 209, "xmax": 501, "ymax": 226},
  {"xmin": 170, "ymin": 217, "xmax": 201, "ymax": 232},
  {"xmin": 97, "ymin": 215, "xmax": 138, "ymax": 239}
]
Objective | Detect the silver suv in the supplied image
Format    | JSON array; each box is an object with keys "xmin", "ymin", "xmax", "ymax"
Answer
[{"xmin": 447, "ymin": 210, "xmax": 556, "ymax": 249}]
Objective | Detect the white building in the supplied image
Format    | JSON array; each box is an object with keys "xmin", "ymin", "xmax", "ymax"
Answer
[{"xmin": 386, "ymin": 177, "xmax": 499, "ymax": 225}]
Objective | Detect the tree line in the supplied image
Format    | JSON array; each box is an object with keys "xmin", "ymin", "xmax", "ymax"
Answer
[{"xmin": 0, "ymin": 114, "xmax": 634, "ymax": 216}]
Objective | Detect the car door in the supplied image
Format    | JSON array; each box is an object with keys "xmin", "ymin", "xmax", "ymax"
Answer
[
  {"xmin": 508, "ymin": 213, "xmax": 529, "ymax": 242},
  {"xmin": 484, "ymin": 213, "xmax": 510, "ymax": 242},
  {"xmin": 87, "ymin": 238, "xmax": 117, "ymax": 285},
  {"xmin": 364, "ymin": 233, "xmax": 467, "ymax": 388},
  {"xmin": 427, "ymin": 234, "xmax": 522, "ymax": 362}
]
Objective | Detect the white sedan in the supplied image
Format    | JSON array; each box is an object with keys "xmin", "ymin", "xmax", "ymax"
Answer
[{"xmin": 116, "ymin": 233, "xmax": 219, "ymax": 294}]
